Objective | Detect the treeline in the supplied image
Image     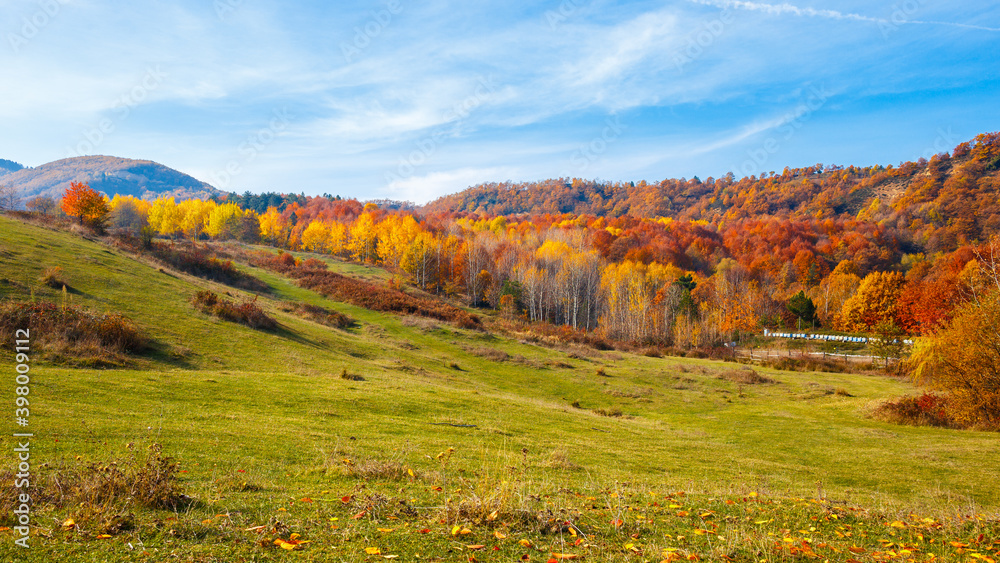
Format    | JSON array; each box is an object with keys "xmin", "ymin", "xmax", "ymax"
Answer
[
  {"xmin": 426, "ymin": 133, "xmax": 1000, "ymax": 250},
  {"xmin": 34, "ymin": 133, "xmax": 1000, "ymax": 350}
]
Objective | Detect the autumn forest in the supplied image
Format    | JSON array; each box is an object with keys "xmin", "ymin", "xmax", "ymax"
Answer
[{"xmin": 36, "ymin": 132, "xmax": 1000, "ymax": 427}]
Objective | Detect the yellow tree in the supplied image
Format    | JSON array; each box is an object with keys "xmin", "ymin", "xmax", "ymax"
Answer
[
  {"xmin": 107, "ymin": 194, "xmax": 152, "ymax": 233},
  {"xmin": 840, "ymin": 271, "xmax": 905, "ymax": 332},
  {"xmin": 205, "ymin": 202, "xmax": 245, "ymax": 239},
  {"xmin": 401, "ymin": 231, "xmax": 439, "ymax": 290},
  {"xmin": 258, "ymin": 206, "xmax": 289, "ymax": 246},
  {"xmin": 179, "ymin": 199, "xmax": 217, "ymax": 239},
  {"xmin": 300, "ymin": 220, "xmax": 331, "ymax": 253},
  {"xmin": 327, "ymin": 221, "xmax": 348, "ymax": 256},
  {"xmin": 147, "ymin": 197, "xmax": 183, "ymax": 238},
  {"xmin": 378, "ymin": 214, "xmax": 422, "ymax": 271},
  {"xmin": 815, "ymin": 260, "xmax": 861, "ymax": 327},
  {"xmin": 910, "ymin": 251, "xmax": 1000, "ymax": 428},
  {"xmin": 349, "ymin": 211, "xmax": 379, "ymax": 264}
]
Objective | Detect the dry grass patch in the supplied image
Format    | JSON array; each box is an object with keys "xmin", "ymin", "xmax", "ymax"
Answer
[{"xmin": 718, "ymin": 367, "xmax": 776, "ymax": 385}]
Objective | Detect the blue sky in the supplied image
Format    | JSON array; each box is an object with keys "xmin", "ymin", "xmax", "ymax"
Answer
[{"xmin": 2, "ymin": 0, "xmax": 998, "ymax": 203}]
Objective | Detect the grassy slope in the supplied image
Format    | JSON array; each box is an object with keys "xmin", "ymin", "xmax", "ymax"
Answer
[{"xmin": 1, "ymin": 215, "xmax": 998, "ymax": 561}]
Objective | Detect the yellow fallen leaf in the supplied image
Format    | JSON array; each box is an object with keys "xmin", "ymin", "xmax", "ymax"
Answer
[
  {"xmin": 365, "ymin": 547, "xmax": 382, "ymax": 555},
  {"xmin": 407, "ymin": 468, "xmax": 415, "ymax": 477},
  {"xmin": 451, "ymin": 525, "xmax": 462, "ymax": 536},
  {"xmin": 467, "ymin": 545, "xmax": 486, "ymax": 550},
  {"xmin": 377, "ymin": 528, "xmax": 395, "ymax": 533},
  {"xmin": 494, "ymin": 531, "xmax": 507, "ymax": 540},
  {"xmin": 519, "ymin": 539, "xmax": 533, "ymax": 547},
  {"xmin": 202, "ymin": 519, "xmax": 213, "ymax": 525},
  {"xmin": 889, "ymin": 521, "xmax": 907, "ymax": 528},
  {"xmin": 550, "ymin": 553, "xmax": 579, "ymax": 560},
  {"xmin": 62, "ymin": 519, "xmax": 76, "ymax": 529},
  {"xmin": 96, "ymin": 534, "xmax": 112, "ymax": 539}
]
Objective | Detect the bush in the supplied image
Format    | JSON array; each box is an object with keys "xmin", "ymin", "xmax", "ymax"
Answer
[
  {"xmin": 39, "ymin": 266, "xmax": 67, "ymax": 289},
  {"xmin": 0, "ymin": 443, "xmax": 188, "ymax": 531},
  {"xmin": 871, "ymin": 393, "xmax": 956, "ymax": 428},
  {"xmin": 252, "ymin": 255, "xmax": 483, "ymax": 330},
  {"xmin": 116, "ymin": 238, "xmax": 269, "ymax": 293},
  {"xmin": 279, "ymin": 302, "xmax": 354, "ymax": 329},
  {"xmin": 192, "ymin": 291, "xmax": 277, "ymax": 330},
  {"xmin": 0, "ymin": 301, "xmax": 148, "ymax": 365}
]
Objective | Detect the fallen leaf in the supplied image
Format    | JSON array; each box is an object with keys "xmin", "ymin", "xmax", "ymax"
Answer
[
  {"xmin": 96, "ymin": 534, "xmax": 112, "ymax": 539},
  {"xmin": 62, "ymin": 519, "xmax": 76, "ymax": 529},
  {"xmin": 550, "ymin": 553, "xmax": 579, "ymax": 559},
  {"xmin": 377, "ymin": 528, "xmax": 395, "ymax": 533},
  {"xmin": 494, "ymin": 531, "xmax": 507, "ymax": 539},
  {"xmin": 365, "ymin": 547, "xmax": 382, "ymax": 555}
]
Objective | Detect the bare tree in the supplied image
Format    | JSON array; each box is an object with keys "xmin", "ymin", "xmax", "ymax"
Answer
[
  {"xmin": 0, "ymin": 185, "xmax": 21, "ymax": 210},
  {"xmin": 26, "ymin": 195, "xmax": 56, "ymax": 215}
]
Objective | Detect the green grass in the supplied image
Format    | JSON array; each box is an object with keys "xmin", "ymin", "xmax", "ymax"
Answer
[{"xmin": 1, "ymin": 215, "xmax": 998, "ymax": 561}]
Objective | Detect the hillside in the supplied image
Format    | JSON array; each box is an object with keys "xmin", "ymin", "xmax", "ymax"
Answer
[
  {"xmin": 1, "ymin": 214, "xmax": 998, "ymax": 561},
  {"xmin": 0, "ymin": 155, "xmax": 220, "ymax": 204},
  {"xmin": 423, "ymin": 132, "xmax": 1000, "ymax": 245},
  {"xmin": 0, "ymin": 158, "xmax": 24, "ymax": 176}
]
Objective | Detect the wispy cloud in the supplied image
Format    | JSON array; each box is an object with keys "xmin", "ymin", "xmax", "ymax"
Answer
[{"xmin": 691, "ymin": 0, "xmax": 1000, "ymax": 32}]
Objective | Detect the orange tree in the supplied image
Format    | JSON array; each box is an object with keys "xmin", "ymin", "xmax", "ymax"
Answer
[{"xmin": 60, "ymin": 182, "xmax": 110, "ymax": 229}]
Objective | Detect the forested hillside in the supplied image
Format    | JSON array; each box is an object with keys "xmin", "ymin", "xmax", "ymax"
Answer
[
  {"xmin": 24, "ymin": 133, "xmax": 1000, "ymax": 351},
  {"xmin": 426, "ymin": 132, "xmax": 1000, "ymax": 247},
  {"xmin": 1, "ymin": 155, "xmax": 219, "ymax": 203}
]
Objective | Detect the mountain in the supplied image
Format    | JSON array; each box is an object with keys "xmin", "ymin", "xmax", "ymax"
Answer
[
  {"xmin": 0, "ymin": 155, "xmax": 220, "ymax": 203},
  {"xmin": 0, "ymin": 158, "xmax": 24, "ymax": 176},
  {"xmin": 422, "ymin": 132, "xmax": 1000, "ymax": 238}
]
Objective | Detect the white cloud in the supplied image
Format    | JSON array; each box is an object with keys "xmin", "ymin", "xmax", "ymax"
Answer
[{"xmin": 383, "ymin": 167, "xmax": 516, "ymax": 204}]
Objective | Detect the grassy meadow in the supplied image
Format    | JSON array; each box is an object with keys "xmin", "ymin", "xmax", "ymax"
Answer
[{"xmin": 1, "ymin": 214, "xmax": 998, "ymax": 562}]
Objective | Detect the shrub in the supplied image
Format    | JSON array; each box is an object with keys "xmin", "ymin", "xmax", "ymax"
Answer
[
  {"xmin": 252, "ymin": 256, "xmax": 483, "ymax": 330},
  {"xmin": 719, "ymin": 368, "xmax": 776, "ymax": 385},
  {"xmin": 39, "ymin": 266, "xmax": 66, "ymax": 289},
  {"xmin": 192, "ymin": 291, "xmax": 277, "ymax": 330},
  {"xmin": 871, "ymin": 393, "xmax": 956, "ymax": 428},
  {"xmin": 340, "ymin": 368, "xmax": 365, "ymax": 381},
  {"xmin": 0, "ymin": 443, "xmax": 188, "ymax": 531},
  {"xmin": 116, "ymin": 238, "xmax": 269, "ymax": 292},
  {"xmin": 279, "ymin": 302, "xmax": 355, "ymax": 329},
  {"xmin": 0, "ymin": 301, "xmax": 148, "ymax": 365}
]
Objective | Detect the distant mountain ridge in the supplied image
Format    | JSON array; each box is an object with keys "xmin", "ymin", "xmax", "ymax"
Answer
[
  {"xmin": 0, "ymin": 155, "xmax": 220, "ymax": 203},
  {"xmin": 0, "ymin": 158, "xmax": 24, "ymax": 175}
]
